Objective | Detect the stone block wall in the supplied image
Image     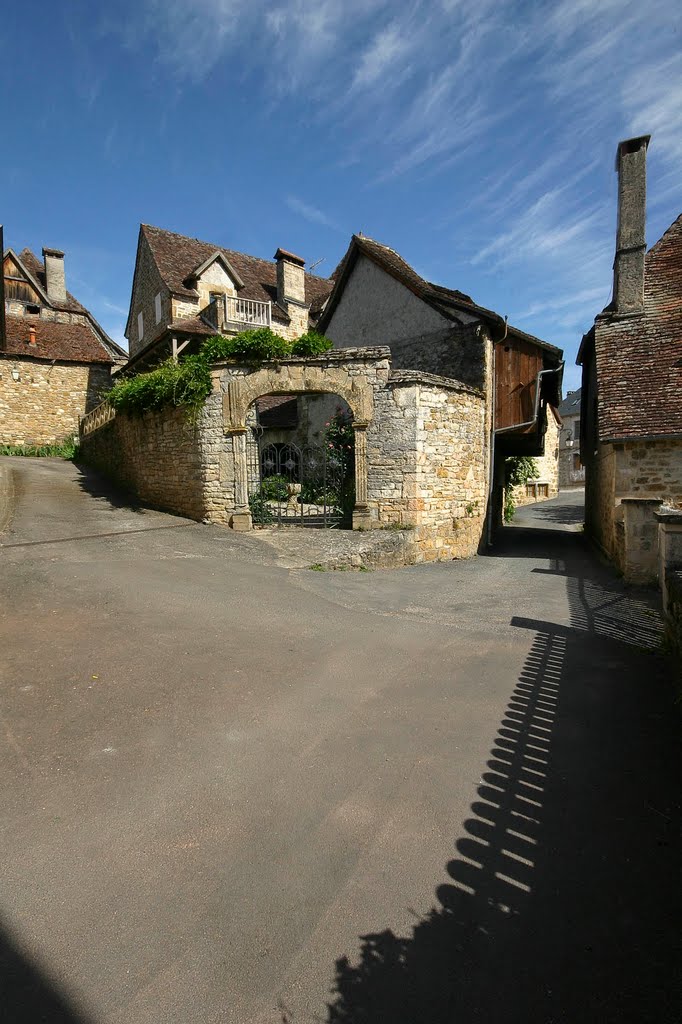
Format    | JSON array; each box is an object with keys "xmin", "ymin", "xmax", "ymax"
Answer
[
  {"xmin": 0, "ymin": 358, "xmax": 112, "ymax": 445},
  {"xmin": 81, "ymin": 404, "xmax": 209, "ymax": 519},
  {"xmin": 366, "ymin": 371, "xmax": 487, "ymax": 560},
  {"xmin": 585, "ymin": 437, "xmax": 682, "ymax": 575},
  {"xmin": 81, "ymin": 350, "xmax": 490, "ymax": 563},
  {"xmin": 510, "ymin": 409, "xmax": 560, "ymax": 509}
]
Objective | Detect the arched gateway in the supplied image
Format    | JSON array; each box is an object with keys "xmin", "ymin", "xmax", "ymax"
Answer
[{"xmin": 220, "ymin": 360, "xmax": 375, "ymax": 531}]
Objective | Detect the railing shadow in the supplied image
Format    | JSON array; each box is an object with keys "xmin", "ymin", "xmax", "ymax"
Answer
[
  {"xmin": 326, "ymin": 525, "xmax": 681, "ymax": 1022},
  {"xmin": 0, "ymin": 915, "xmax": 92, "ymax": 1024}
]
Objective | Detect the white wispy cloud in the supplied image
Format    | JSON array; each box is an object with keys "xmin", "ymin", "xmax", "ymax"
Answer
[{"xmin": 286, "ymin": 196, "xmax": 339, "ymax": 230}]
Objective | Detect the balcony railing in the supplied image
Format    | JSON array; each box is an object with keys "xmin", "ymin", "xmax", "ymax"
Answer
[{"xmin": 224, "ymin": 296, "xmax": 271, "ymax": 328}]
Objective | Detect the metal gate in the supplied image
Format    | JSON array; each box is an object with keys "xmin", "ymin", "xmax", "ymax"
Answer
[{"xmin": 248, "ymin": 440, "xmax": 353, "ymax": 528}]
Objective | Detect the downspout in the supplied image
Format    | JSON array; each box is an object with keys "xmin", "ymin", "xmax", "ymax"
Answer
[
  {"xmin": 486, "ymin": 316, "xmax": 507, "ymax": 547},
  {"xmin": 494, "ymin": 364, "xmax": 564, "ymax": 435}
]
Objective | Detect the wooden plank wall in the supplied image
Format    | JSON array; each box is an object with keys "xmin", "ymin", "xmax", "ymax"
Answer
[{"xmin": 495, "ymin": 336, "xmax": 543, "ymax": 430}]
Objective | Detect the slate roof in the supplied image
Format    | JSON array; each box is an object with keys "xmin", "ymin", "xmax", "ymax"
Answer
[
  {"xmin": 557, "ymin": 388, "xmax": 581, "ymax": 417},
  {"xmin": 587, "ymin": 214, "xmax": 682, "ymax": 441},
  {"xmin": 2, "ymin": 317, "xmax": 117, "ymax": 364},
  {"xmin": 140, "ymin": 224, "xmax": 333, "ymax": 326},
  {"xmin": 319, "ymin": 234, "xmax": 562, "ymax": 358}
]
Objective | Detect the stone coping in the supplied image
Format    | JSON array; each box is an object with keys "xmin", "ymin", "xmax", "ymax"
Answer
[
  {"xmin": 655, "ymin": 506, "xmax": 682, "ymax": 524},
  {"xmin": 210, "ymin": 346, "xmax": 391, "ymax": 368},
  {"xmin": 388, "ymin": 369, "xmax": 484, "ymax": 397}
]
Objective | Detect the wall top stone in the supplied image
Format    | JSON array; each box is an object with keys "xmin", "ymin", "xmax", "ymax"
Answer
[
  {"xmin": 389, "ymin": 369, "xmax": 485, "ymax": 398},
  {"xmin": 210, "ymin": 346, "xmax": 392, "ymax": 368}
]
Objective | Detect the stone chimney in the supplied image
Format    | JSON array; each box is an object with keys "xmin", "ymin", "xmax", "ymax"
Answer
[
  {"xmin": 274, "ymin": 248, "xmax": 306, "ymax": 307},
  {"xmin": 42, "ymin": 247, "xmax": 66, "ymax": 305},
  {"xmin": 613, "ymin": 135, "xmax": 650, "ymax": 314}
]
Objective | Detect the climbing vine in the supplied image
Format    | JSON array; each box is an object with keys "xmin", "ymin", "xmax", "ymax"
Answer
[
  {"xmin": 108, "ymin": 329, "xmax": 333, "ymax": 418},
  {"xmin": 503, "ymin": 456, "xmax": 539, "ymax": 522}
]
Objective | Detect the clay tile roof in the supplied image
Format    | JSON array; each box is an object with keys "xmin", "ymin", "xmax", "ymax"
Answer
[
  {"xmin": 320, "ymin": 234, "xmax": 562, "ymax": 359},
  {"xmin": 141, "ymin": 225, "xmax": 333, "ymax": 316},
  {"xmin": 2, "ymin": 317, "xmax": 116, "ymax": 364},
  {"xmin": 18, "ymin": 248, "xmax": 89, "ymax": 315},
  {"xmin": 595, "ymin": 213, "xmax": 682, "ymax": 440}
]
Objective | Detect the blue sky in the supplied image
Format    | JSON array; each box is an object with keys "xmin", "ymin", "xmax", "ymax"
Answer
[{"xmin": 2, "ymin": 0, "xmax": 681, "ymax": 390}]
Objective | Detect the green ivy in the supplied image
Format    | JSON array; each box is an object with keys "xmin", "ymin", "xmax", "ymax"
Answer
[
  {"xmin": 290, "ymin": 331, "xmax": 333, "ymax": 357},
  {"xmin": 504, "ymin": 456, "xmax": 539, "ymax": 522},
  {"xmin": 108, "ymin": 329, "xmax": 334, "ymax": 419}
]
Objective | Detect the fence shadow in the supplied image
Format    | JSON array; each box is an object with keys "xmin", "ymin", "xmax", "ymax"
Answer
[
  {"xmin": 0, "ymin": 916, "xmax": 92, "ymax": 1024},
  {"xmin": 326, "ymin": 530, "xmax": 681, "ymax": 1023}
]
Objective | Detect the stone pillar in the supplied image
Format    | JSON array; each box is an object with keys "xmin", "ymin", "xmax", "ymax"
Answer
[
  {"xmin": 230, "ymin": 428, "xmax": 252, "ymax": 531},
  {"xmin": 352, "ymin": 422, "xmax": 372, "ymax": 530},
  {"xmin": 621, "ymin": 496, "xmax": 662, "ymax": 583},
  {"xmin": 655, "ymin": 508, "xmax": 682, "ymax": 610}
]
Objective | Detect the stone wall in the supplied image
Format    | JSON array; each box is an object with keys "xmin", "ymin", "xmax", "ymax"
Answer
[
  {"xmin": 664, "ymin": 571, "xmax": 682, "ymax": 666},
  {"xmin": 585, "ymin": 437, "xmax": 682, "ymax": 577},
  {"xmin": 127, "ymin": 232, "xmax": 170, "ymax": 356},
  {"xmin": 80, "ymin": 404, "xmax": 210, "ymax": 520},
  {"xmin": 324, "ymin": 253, "xmax": 488, "ymax": 389},
  {"xmin": 0, "ymin": 357, "xmax": 112, "ymax": 445},
  {"xmin": 81, "ymin": 350, "xmax": 490, "ymax": 563},
  {"xmin": 509, "ymin": 409, "xmax": 561, "ymax": 509}
]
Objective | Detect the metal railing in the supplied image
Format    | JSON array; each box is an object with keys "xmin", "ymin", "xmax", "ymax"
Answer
[
  {"xmin": 80, "ymin": 399, "xmax": 115, "ymax": 437},
  {"xmin": 224, "ymin": 296, "xmax": 271, "ymax": 328}
]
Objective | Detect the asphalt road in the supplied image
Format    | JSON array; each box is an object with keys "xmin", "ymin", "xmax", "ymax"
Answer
[{"xmin": 1, "ymin": 459, "xmax": 680, "ymax": 1024}]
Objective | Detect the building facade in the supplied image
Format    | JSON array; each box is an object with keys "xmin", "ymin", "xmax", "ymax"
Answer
[
  {"xmin": 578, "ymin": 136, "xmax": 682, "ymax": 582},
  {"xmin": 1, "ymin": 242, "xmax": 124, "ymax": 445},
  {"xmin": 123, "ymin": 225, "xmax": 332, "ymax": 372}
]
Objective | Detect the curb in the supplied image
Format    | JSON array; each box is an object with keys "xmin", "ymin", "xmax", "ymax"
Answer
[{"xmin": 0, "ymin": 462, "xmax": 15, "ymax": 536}]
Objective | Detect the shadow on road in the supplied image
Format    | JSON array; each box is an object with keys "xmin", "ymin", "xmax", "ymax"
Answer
[
  {"xmin": 0, "ymin": 916, "xmax": 92, "ymax": 1024},
  {"xmin": 326, "ymin": 523, "xmax": 681, "ymax": 1023},
  {"xmin": 73, "ymin": 463, "xmax": 146, "ymax": 513}
]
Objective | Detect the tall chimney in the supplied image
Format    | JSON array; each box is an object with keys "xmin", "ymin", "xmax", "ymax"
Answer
[
  {"xmin": 274, "ymin": 248, "xmax": 306, "ymax": 307},
  {"xmin": 42, "ymin": 247, "xmax": 66, "ymax": 304},
  {"xmin": 613, "ymin": 135, "xmax": 650, "ymax": 314}
]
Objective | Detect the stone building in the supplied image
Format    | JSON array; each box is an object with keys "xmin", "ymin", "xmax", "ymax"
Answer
[
  {"xmin": 557, "ymin": 388, "xmax": 583, "ymax": 489},
  {"xmin": 81, "ymin": 348, "xmax": 490, "ymax": 562},
  {"xmin": 123, "ymin": 224, "xmax": 333, "ymax": 371},
  {"xmin": 578, "ymin": 135, "xmax": 682, "ymax": 582},
  {"xmin": 1, "ymin": 242, "xmax": 125, "ymax": 445},
  {"xmin": 317, "ymin": 234, "xmax": 563, "ymax": 524}
]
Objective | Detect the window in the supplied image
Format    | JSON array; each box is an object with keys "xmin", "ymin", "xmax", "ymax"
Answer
[
  {"xmin": 155, "ymin": 293, "xmax": 162, "ymax": 324},
  {"xmin": 137, "ymin": 311, "xmax": 144, "ymax": 342}
]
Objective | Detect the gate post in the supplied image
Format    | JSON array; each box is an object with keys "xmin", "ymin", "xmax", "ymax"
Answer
[
  {"xmin": 229, "ymin": 427, "xmax": 253, "ymax": 531},
  {"xmin": 352, "ymin": 422, "xmax": 372, "ymax": 530}
]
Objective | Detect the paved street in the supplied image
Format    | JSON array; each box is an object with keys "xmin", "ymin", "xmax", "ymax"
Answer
[{"xmin": 1, "ymin": 458, "xmax": 680, "ymax": 1024}]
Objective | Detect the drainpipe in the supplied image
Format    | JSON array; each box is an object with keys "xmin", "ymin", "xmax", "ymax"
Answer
[
  {"xmin": 494, "ymin": 364, "xmax": 564, "ymax": 435},
  {"xmin": 486, "ymin": 317, "xmax": 507, "ymax": 548}
]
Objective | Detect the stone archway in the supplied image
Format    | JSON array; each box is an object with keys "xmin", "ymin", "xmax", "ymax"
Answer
[{"xmin": 221, "ymin": 363, "xmax": 374, "ymax": 531}]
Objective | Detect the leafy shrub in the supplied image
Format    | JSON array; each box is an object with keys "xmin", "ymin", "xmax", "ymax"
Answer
[
  {"xmin": 248, "ymin": 491, "xmax": 273, "ymax": 524},
  {"xmin": 201, "ymin": 329, "xmax": 291, "ymax": 364},
  {"xmin": 290, "ymin": 331, "xmax": 333, "ymax": 357},
  {"xmin": 108, "ymin": 358, "xmax": 212, "ymax": 417},
  {"xmin": 260, "ymin": 474, "xmax": 290, "ymax": 501},
  {"xmin": 504, "ymin": 456, "xmax": 539, "ymax": 522}
]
